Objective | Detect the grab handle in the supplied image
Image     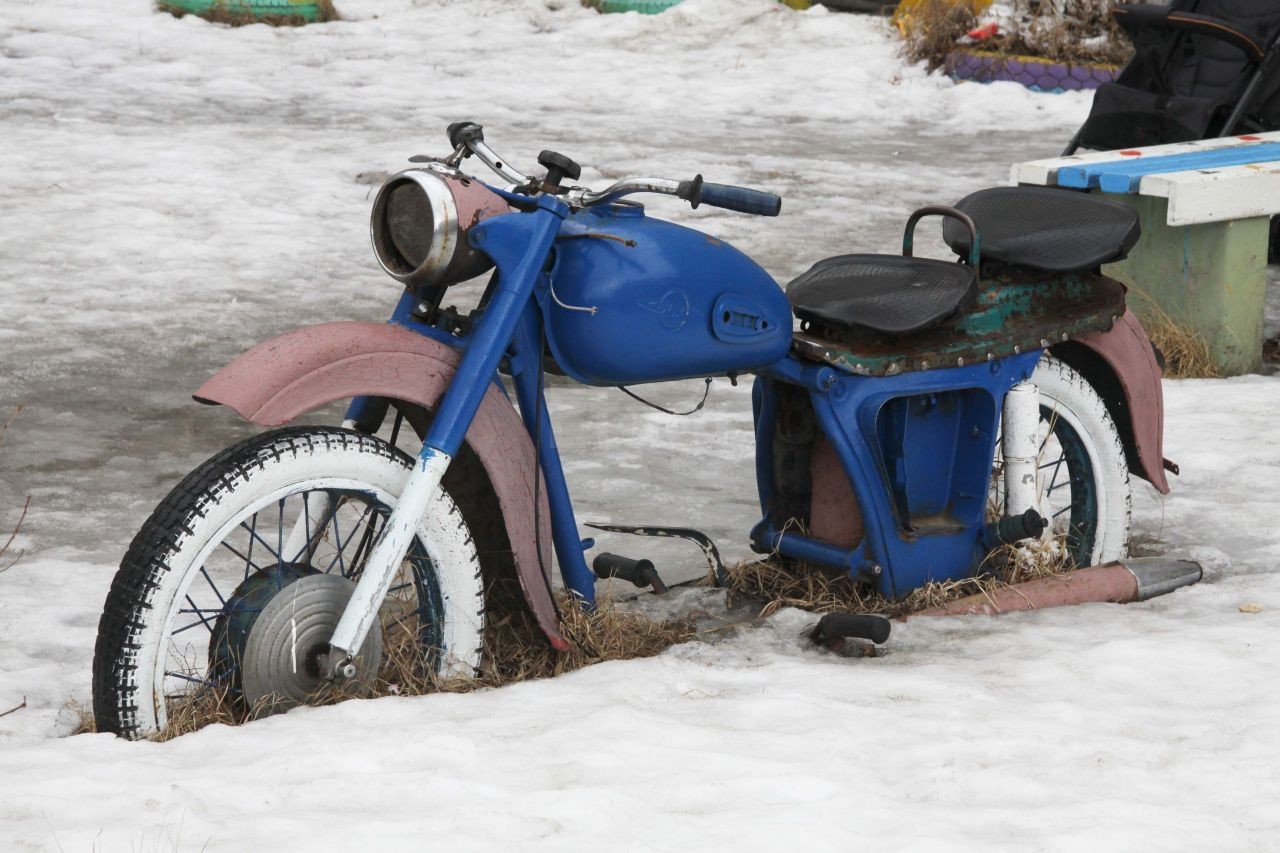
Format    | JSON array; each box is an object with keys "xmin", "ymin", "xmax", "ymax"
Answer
[{"xmin": 903, "ymin": 205, "xmax": 981, "ymax": 267}]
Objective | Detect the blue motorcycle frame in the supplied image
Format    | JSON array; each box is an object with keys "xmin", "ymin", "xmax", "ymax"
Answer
[
  {"xmin": 194, "ymin": 128, "xmax": 1160, "ymax": 674},
  {"xmin": 338, "ymin": 188, "xmax": 1038, "ymax": 635}
]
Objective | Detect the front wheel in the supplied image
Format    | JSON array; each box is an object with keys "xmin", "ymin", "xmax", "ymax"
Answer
[
  {"xmin": 93, "ymin": 427, "xmax": 485, "ymax": 739},
  {"xmin": 993, "ymin": 355, "xmax": 1132, "ymax": 568}
]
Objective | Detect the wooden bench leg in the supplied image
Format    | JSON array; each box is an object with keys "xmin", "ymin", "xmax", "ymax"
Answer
[{"xmin": 1101, "ymin": 194, "xmax": 1268, "ymax": 376}]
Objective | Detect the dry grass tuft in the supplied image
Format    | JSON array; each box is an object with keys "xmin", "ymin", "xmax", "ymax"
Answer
[
  {"xmin": 156, "ymin": 0, "xmax": 340, "ymax": 27},
  {"xmin": 1145, "ymin": 321, "xmax": 1222, "ymax": 379},
  {"xmin": 1125, "ymin": 289, "xmax": 1222, "ymax": 378},
  {"xmin": 899, "ymin": 0, "xmax": 1131, "ymax": 72},
  {"xmin": 66, "ymin": 701, "xmax": 98, "ymax": 736},
  {"xmin": 76, "ymin": 593, "xmax": 694, "ymax": 740},
  {"xmin": 377, "ymin": 593, "xmax": 696, "ymax": 696},
  {"xmin": 899, "ymin": 0, "xmax": 979, "ymax": 72},
  {"xmin": 722, "ymin": 533, "xmax": 1073, "ymax": 620}
]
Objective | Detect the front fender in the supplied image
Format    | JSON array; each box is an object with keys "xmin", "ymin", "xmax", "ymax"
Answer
[
  {"xmin": 1055, "ymin": 309, "xmax": 1171, "ymax": 494},
  {"xmin": 194, "ymin": 321, "xmax": 567, "ymax": 650}
]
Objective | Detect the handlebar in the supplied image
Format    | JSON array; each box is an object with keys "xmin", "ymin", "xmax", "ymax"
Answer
[
  {"xmin": 569, "ymin": 173, "xmax": 781, "ymax": 216},
  {"xmin": 442, "ymin": 122, "xmax": 781, "ymax": 217}
]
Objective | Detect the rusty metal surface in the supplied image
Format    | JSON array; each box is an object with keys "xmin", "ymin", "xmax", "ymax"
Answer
[
  {"xmin": 808, "ymin": 433, "xmax": 864, "ymax": 549},
  {"xmin": 1072, "ymin": 309, "xmax": 1170, "ymax": 494},
  {"xmin": 908, "ymin": 562, "xmax": 1140, "ymax": 617},
  {"xmin": 793, "ymin": 271, "xmax": 1128, "ymax": 377},
  {"xmin": 906, "ymin": 556, "xmax": 1202, "ymax": 617}
]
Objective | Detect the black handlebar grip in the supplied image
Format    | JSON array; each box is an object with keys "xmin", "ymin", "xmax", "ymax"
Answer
[
  {"xmin": 695, "ymin": 182, "xmax": 782, "ymax": 217},
  {"xmin": 447, "ymin": 121, "xmax": 484, "ymax": 148},
  {"xmin": 810, "ymin": 613, "xmax": 893, "ymax": 646}
]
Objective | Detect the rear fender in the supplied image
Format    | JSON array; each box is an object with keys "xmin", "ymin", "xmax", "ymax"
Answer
[
  {"xmin": 193, "ymin": 321, "xmax": 567, "ymax": 649},
  {"xmin": 1052, "ymin": 309, "xmax": 1171, "ymax": 494}
]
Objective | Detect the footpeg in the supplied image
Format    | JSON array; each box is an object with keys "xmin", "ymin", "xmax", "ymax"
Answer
[
  {"xmin": 809, "ymin": 613, "xmax": 892, "ymax": 649},
  {"xmin": 585, "ymin": 522, "xmax": 728, "ymax": 587},
  {"xmin": 592, "ymin": 553, "xmax": 669, "ymax": 595},
  {"xmin": 984, "ymin": 508, "xmax": 1048, "ymax": 547}
]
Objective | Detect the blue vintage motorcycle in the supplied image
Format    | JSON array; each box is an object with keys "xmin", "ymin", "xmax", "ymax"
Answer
[{"xmin": 94, "ymin": 123, "xmax": 1171, "ymax": 737}]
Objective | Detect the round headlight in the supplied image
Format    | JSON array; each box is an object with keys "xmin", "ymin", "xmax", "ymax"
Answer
[
  {"xmin": 370, "ymin": 166, "xmax": 508, "ymax": 289},
  {"xmin": 384, "ymin": 180, "xmax": 435, "ymax": 269}
]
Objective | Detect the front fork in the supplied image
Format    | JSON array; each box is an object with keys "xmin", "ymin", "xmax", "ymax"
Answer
[{"xmin": 324, "ymin": 197, "xmax": 570, "ymax": 675}]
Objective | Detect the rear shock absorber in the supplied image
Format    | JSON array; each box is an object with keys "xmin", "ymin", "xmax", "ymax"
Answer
[{"xmin": 1002, "ymin": 380, "xmax": 1040, "ymax": 519}]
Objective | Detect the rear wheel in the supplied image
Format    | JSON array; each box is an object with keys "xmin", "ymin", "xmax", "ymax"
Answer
[
  {"xmin": 93, "ymin": 427, "xmax": 484, "ymax": 739},
  {"xmin": 992, "ymin": 355, "xmax": 1131, "ymax": 568}
]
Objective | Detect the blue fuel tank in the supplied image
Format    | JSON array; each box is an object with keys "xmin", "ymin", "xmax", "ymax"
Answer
[{"xmin": 545, "ymin": 205, "xmax": 793, "ymax": 386}]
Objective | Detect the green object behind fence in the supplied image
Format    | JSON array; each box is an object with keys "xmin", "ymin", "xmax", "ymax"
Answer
[
  {"xmin": 589, "ymin": 0, "xmax": 683, "ymax": 11},
  {"xmin": 158, "ymin": 0, "xmax": 334, "ymax": 24}
]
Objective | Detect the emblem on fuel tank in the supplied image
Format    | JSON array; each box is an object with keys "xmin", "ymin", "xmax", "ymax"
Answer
[{"xmin": 640, "ymin": 290, "xmax": 690, "ymax": 331}]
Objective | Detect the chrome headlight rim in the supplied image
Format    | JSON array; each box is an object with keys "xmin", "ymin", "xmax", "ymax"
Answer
[{"xmin": 370, "ymin": 166, "xmax": 461, "ymax": 287}]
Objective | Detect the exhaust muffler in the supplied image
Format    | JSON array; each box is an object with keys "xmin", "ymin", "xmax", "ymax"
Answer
[{"xmin": 908, "ymin": 557, "xmax": 1203, "ymax": 619}]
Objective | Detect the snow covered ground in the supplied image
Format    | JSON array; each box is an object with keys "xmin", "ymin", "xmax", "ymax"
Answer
[{"xmin": 1, "ymin": 0, "xmax": 1278, "ymax": 849}]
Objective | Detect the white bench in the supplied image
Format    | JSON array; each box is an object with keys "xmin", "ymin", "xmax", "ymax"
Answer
[{"xmin": 1014, "ymin": 132, "xmax": 1280, "ymax": 375}]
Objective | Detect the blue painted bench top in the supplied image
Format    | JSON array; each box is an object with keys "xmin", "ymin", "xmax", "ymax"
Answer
[
  {"xmin": 1056, "ymin": 141, "xmax": 1280, "ymax": 193},
  {"xmin": 1012, "ymin": 131, "xmax": 1280, "ymax": 226}
]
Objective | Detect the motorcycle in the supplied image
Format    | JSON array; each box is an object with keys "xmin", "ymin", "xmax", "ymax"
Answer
[{"xmin": 93, "ymin": 123, "xmax": 1172, "ymax": 738}]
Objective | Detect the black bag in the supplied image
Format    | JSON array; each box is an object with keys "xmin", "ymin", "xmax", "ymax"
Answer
[{"xmin": 1067, "ymin": 0, "xmax": 1280, "ymax": 154}]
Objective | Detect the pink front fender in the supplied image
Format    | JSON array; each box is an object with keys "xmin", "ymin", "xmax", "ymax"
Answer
[
  {"xmin": 1063, "ymin": 309, "xmax": 1170, "ymax": 494},
  {"xmin": 194, "ymin": 321, "xmax": 567, "ymax": 650}
]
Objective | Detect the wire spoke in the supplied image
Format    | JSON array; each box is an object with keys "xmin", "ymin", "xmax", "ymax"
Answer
[
  {"xmin": 163, "ymin": 666, "xmax": 237, "ymax": 690},
  {"xmin": 221, "ymin": 540, "xmax": 266, "ymax": 577},
  {"xmin": 276, "ymin": 498, "xmax": 287, "ymax": 570},
  {"xmin": 289, "ymin": 491, "xmax": 314, "ymax": 565},
  {"xmin": 198, "ymin": 567, "xmax": 228, "ymax": 607},
  {"xmin": 245, "ymin": 512, "xmax": 259, "ymax": 580},
  {"xmin": 241, "ymin": 519, "xmax": 282, "ymax": 563},
  {"xmin": 163, "ymin": 670, "xmax": 212, "ymax": 687},
  {"xmin": 1053, "ymin": 497, "xmax": 1082, "ymax": 519},
  {"xmin": 182, "ymin": 595, "xmax": 217, "ymax": 634},
  {"xmin": 349, "ymin": 510, "xmax": 388, "ymax": 577},
  {"xmin": 323, "ymin": 501, "xmax": 372, "ymax": 578}
]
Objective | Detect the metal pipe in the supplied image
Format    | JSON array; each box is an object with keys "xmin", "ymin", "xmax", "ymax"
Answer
[{"xmin": 906, "ymin": 557, "xmax": 1202, "ymax": 619}]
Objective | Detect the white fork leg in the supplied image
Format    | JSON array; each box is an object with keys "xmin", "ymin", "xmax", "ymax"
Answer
[
  {"xmin": 1003, "ymin": 380, "xmax": 1041, "ymax": 518},
  {"xmin": 325, "ymin": 446, "xmax": 453, "ymax": 673}
]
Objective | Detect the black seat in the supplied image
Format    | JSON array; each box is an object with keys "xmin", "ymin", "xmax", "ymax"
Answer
[
  {"xmin": 943, "ymin": 187, "xmax": 1141, "ymax": 273},
  {"xmin": 787, "ymin": 254, "xmax": 978, "ymax": 335}
]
